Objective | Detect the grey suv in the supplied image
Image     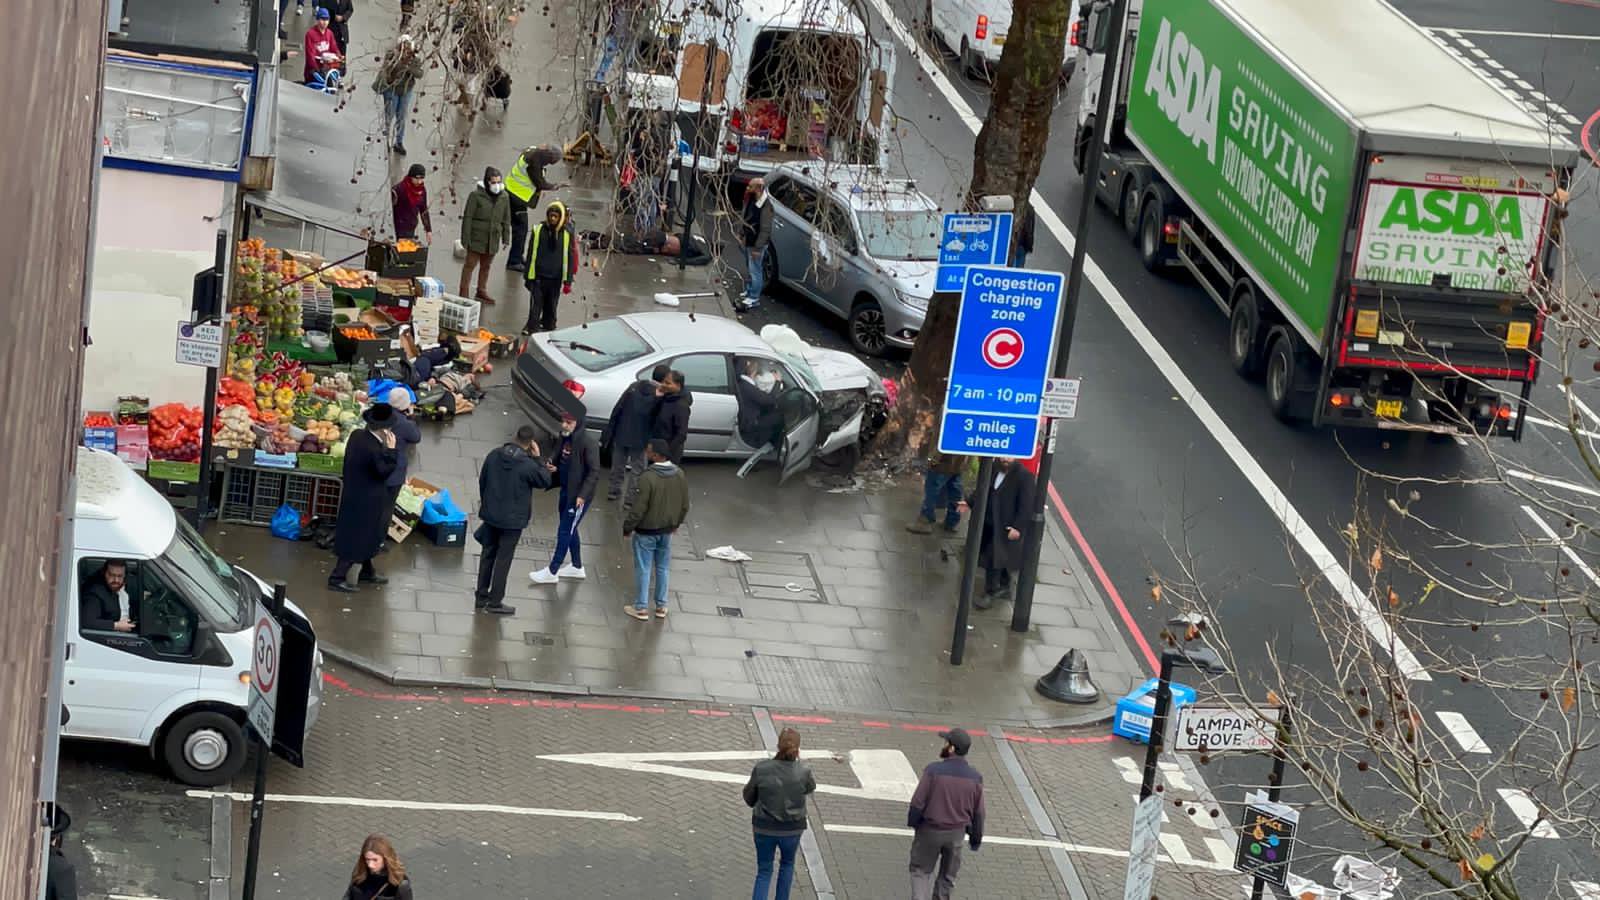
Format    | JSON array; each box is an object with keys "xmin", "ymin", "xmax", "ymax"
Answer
[{"xmin": 760, "ymin": 163, "xmax": 941, "ymax": 356}]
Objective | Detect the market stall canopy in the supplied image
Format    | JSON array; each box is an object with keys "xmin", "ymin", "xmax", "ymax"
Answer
[{"xmin": 244, "ymin": 84, "xmax": 392, "ymax": 238}]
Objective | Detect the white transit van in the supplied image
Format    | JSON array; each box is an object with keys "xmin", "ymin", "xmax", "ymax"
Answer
[
  {"xmin": 927, "ymin": 0, "xmax": 1080, "ymax": 78},
  {"xmin": 64, "ymin": 447, "xmax": 322, "ymax": 785}
]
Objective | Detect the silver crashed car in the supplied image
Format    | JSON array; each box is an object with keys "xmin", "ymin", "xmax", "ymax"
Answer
[{"xmin": 513, "ymin": 313, "xmax": 889, "ymax": 479}]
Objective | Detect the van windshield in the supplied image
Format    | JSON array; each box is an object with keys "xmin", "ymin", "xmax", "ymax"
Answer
[{"xmin": 166, "ymin": 518, "xmax": 250, "ymax": 631}]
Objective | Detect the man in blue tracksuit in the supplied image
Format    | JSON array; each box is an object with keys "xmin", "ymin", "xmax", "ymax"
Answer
[{"xmin": 530, "ymin": 411, "xmax": 599, "ymax": 584}]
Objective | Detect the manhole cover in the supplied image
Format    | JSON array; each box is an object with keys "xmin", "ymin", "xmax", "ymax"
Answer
[
  {"xmin": 518, "ymin": 534, "xmax": 556, "ymax": 550},
  {"xmin": 717, "ymin": 606, "xmax": 744, "ymax": 618},
  {"xmin": 522, "ymin": 632, "xmax": 565, "ymax": 647},
  {"xmin": 736, "ymin": 550, "xmax": 826, "ymax": 604},
  {"xmin": 745, "ymin": 656, "xmax": 890, "ymax": 709}
]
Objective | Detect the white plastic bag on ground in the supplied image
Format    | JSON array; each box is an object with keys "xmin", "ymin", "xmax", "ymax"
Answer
[
  {"xmin": 653, "ymin": 291, "xmax": 681, "ymax": 307},
  {"xmin": 705, "ymin": 545, "xmax": 751, "ymax": 562}
]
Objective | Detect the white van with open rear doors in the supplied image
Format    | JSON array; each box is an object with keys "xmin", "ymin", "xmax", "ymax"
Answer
[{"xmin": 64, "ymin": 447, "xmax": 322, "ymax": 785}]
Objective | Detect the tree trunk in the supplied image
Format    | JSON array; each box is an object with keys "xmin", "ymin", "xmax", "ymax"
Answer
[{"xmin": 872, "ymin": 0, "xmax": 1070, "ymax": 459}]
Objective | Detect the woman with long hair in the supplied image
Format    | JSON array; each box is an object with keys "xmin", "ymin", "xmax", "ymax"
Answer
[
  {"xmin": 742, "ymin": 727, "xmax": 816, "ymax": 900},
  {"xmin": 343, "ymin": 834, "xmax": 414, "ymax": 900}
]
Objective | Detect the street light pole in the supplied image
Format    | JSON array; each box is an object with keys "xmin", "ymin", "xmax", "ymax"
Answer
[{"xmin": 1011, "ymin": 0, "xmax": 1132, "ymax": 633}]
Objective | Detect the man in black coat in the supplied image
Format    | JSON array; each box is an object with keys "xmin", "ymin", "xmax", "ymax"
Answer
[
  {"xmin": 959, "ymin": 458, "xmax": 1036, "ymax": 609},
  {"xmin": 651, "ymin": 369, "xmax": 692, "ymax": 464},
  {"xmin": 606, "ymin": 363, "xmax": 667, "ymax": 502},
  {"xmin": 474, "ymin": 425, "xmax": 551, "ymax": 615},
  {"xmin": 80, "ymin": 559, "xmax": 135, "ymax": 632},
  {"xmin": 329, "ymin": 404, "xmax": 401, "ymax": 593},
  {"xmin": 530, "ymin": 412, "xmax": 599, "ymax": 584}
]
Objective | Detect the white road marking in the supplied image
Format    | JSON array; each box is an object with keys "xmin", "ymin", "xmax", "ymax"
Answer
[
  {"xmin": 864, "ymin": 0, "xmax": 1430, "ymax": 682},
  {"xmin": 1435, "ymin": 711, "xmax": 1491, "ymax": 754},
  {"xmin": 1507, "ymin": 469, "xmax": 1600, "ymax": 499},
  {"xmin": 1572, "ymin": 880, "xmax": 1600, "ymax": 900},
  {"xmin": 824, "ymin": 823, "xmax": 1237, "ymax": 870},
  {"xmin": 1519, "ymin": 413, "xmax": 1600, "ymax": 442},
  {"xmin": 1521, "ymin": 505, "xmax": 1600, "ymax": 590},
  {"xmin": 1469, "ymin": 47, "xmax": 1491, "ymax": 58},
  {"xmin": 108, "ymin": 895, "xmax": 172, "ymax": 899},
  {"xmin": 187, "ymin": 790, "xmax": 640, "ymax": 822},
  {"xmin": 1557, "ymin": 384, "xmax": 1600, "ymax": 430},
  {"xmin": 1513, "ymin": 77, "xmax": 1536, "ymax": 91},
  {"xmin": 1111, "ymin": 755, "xmax": 1192, "ymax": 791},
  {"xmin": 538, "ymin": 748, "xmax": 921, "ymax": 802},
  {"xmin": 1454, "ymin": 36, "xmax": 1477, "ymax": 47},
  {"xmin": 1497, "ymin": 788, "xmax": 1560, "ymax": 838},
  {"xmin": 1432, "ymin": 27, "xmax": 1600, "ymax": 40}
]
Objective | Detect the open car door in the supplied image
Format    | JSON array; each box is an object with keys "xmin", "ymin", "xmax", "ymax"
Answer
[{"xmin": 776, "ymin": 388, "xmax": 821, "ymax": 483}]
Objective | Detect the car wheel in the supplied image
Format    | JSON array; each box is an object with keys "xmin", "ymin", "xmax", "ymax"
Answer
[
  {"xmin": 163, "ymin": 710, "xmax": 246, "ymax": 787},
  {"xmin": 762, "ymin": 245, "xmax": 779, "ymax": 295},
  {"xmin": 1120, "ymin": 179, "xmax": 1141, "ymax": 242},
  {"xmin": 813, "ymin": 442, "xmax": 862, "ymax": 474},
  {"xmin": 849, "ymin": 301, "xmax": 889, "ymax": 356},
  {"xmin": 1228, "ymin": 288, "xmax": 1264, "ymax": 378}
]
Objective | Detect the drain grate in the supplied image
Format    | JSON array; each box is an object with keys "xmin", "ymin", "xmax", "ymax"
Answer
[
  {"xmin": 522, "ymin": 631, "xmax": 565, "ymax": 647},
  {"xmin": 518, "ymin": 534, "xmax": 556, "ymax": 550},
  {"xmin": 717, "ymin": 606, "xmax": 744, "ymax": 618},
  {"xmin": 736, "ymin": 550, "xmax": 826, "ymax": 604},
  {"xmin": 745, "ymin": 655, "xmax": 890, "ymax": 709}
]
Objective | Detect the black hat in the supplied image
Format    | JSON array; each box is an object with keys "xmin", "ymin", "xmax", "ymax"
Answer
[
  {"xmin": 938, "ymin": 727, "xmax": 972, "ymax": 756},
  {"xmin": 363, "ymin": 402, "xmax": 398, "ymax": 429},
  {"xmin": 406, "ymin": 163, "xmax": 427, "ymax": 179},
  {"xmin": 647, "ymin": 438, "xmax": 671, "ymax": 458}
]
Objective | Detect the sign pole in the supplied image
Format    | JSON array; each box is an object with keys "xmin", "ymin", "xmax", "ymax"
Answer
[
  {"xmin": 950, "ymin": 457, "xmax": 994, "ymax": 666},
  {"xmin": 1250, "ymin": 704, "xmax": 1294, "ymax": 900},
  {"xmin": 1010, "ymin": 0, "xmax": 1132, "ymax": 632},
  {"xmin": 240, "ymin": 582, "xmax": 285, "ymax": 900}
]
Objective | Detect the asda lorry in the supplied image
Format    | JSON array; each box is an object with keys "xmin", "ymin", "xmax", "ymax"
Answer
[{"xmin": 1072, "ymin": 0, "xmax": 1578, "ymax": 436}]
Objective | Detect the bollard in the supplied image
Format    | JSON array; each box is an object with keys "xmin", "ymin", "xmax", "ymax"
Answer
[{"xmin": 1035, "ymin": 648, "xmax": 1100, "ymax": 704}]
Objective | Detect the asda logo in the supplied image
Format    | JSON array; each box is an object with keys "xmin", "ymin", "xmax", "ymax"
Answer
[
  {"xmin": 1142, "ymin": 16, "xmax": 1222, "ymax": 163},
  {"xmin": 1377, "ymin": 188, "xmax": 1525, "ymax": 240}
]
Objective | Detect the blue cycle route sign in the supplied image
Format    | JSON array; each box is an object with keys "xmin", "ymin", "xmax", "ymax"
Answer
[
  {"xmin": 936, "ymin": 212, "xmax": 1013, "ymax": 293},
  {"xmin": 937, "ymin": 266, "xmax": 1065, "ymax": 459}
]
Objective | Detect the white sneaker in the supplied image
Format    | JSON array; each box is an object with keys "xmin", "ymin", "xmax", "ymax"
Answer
[
  {"xmin": 556, "ymin": 565, "xmax": 587, "ymax": 580},
  {"xmin": 529, "ymin": 568, "xmax": 559, "ymax": 585}
]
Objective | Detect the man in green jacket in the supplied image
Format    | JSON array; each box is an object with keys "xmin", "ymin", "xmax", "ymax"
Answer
[
  {"xmin": 459, "ymin": 166, "xmax": 511, "ymax": 303},
  {"xmin": 622, "ymin": 439, "xmax": 689, "ymax": 621}
]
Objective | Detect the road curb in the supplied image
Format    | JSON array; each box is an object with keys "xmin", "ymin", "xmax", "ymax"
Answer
[{"xmin": 319, "ymin": 643, "xmax": 1118, "ymax": 730}]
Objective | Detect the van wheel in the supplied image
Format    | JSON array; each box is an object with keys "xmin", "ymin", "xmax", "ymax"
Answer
[
  {"xmin": 849, "ymin": 300, "xmax": 889, "ymax": 356},
  {"xmin": 959, "ymin": 38, "xmax": 976, "ymax": 78},
  {"xmin": 1138, "ymin": 196, "xmax": 1165, "ymax": 272},
  {"xmin": 924, "ymin": 0, "xmax": 937, "ymax": 41},
  {"xmin": 163, "ymin": 710, "xmax": 246, "ymax": 787},
  {"xmin": 1265, "ymin": 333, "xmax": 1302, "ymax": 423},
  {"xmin": 1228, "ymin": 289, "xmax": 1265, "ymax": 378},
  {"xmin": 1120, "ymin": 179, "xmax": 1142, "ymax": 242}
]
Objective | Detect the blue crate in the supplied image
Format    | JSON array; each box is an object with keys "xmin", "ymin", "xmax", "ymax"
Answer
[
  {"xmin": 83, "ymin": 428, "xmax": 117, "ymax": 452},
  {"xmin": 1113, "ymin": 678, "xmax": 1197, "ymax": 744}
]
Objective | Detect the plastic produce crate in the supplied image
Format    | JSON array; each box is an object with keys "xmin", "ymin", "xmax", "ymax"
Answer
[
  {"xmin": 439, "ymin": 295, "xmax": 481, "ymax": 334},
  {"xmin": 220, "ymin": 462, "xmax": 344, "ymax": 526}
]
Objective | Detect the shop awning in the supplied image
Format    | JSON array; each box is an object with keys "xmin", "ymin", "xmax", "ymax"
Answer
[{"xmin": 243, "ymin": 83, "xmax": 390, "ymax": 240}]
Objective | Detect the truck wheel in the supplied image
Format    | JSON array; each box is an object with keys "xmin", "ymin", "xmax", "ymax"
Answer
[
  {"xmin": 1138, "ymin": 197, "xmax": 1166, "ymax": 272},
  {"xmin": 1264, "ymin": 333, "xmax": 1303, "ymax": 423},
  {"xmin": 1072, "ymin": 121, "xmax": 1092, "ymax": 176},
  {"xmin": 1228, "ymin": 291, "xmax": 1265, "ymax": 378},
  {"xmin": 162, "ymin": 710, "xmax": 246, "ymax": 787},
  {"xmin": 1120, "ymin": 179, "xmax": 1142, "ymax": 243}
]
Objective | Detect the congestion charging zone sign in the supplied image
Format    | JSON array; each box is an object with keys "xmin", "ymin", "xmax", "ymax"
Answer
[{"xmin": 939, "ymin": 266, "xmax": 1065, "ymax": 458}]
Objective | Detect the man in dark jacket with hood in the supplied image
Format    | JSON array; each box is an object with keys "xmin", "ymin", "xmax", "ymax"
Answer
[
  {"xmin": 474, "ymin": 426, "xmax": 551, "ymax": 614},
  {"xmin": 505, "ymin": 144, "xmax": 564, "ymax": 272},
  {"xmin": 650, "ymin": 369, "xmax": 692, "ymax": 464},
  {"xmin": 523, "ymin": 200, "xmax": 579, "ymax": 334},
  {"xmin": 606, "ymin": 363, "xmax": 667, "ymax": 502},
  {"xmin": 529, "ymin": 412, "xmax": 599, "ymax": 585}
]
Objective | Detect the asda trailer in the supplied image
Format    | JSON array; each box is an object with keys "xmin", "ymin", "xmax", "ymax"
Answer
[{"xmin": 1073, "ymin": 0, "xmax": 1578, "ymax": 436}]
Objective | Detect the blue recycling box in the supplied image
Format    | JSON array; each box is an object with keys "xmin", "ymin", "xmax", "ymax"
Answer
[{"xmin": 1112, "ymin": 678, "xmax": 1197, "ymax": 744}]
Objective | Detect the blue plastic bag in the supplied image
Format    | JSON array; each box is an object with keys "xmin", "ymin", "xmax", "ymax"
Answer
[
  {"xmin": 367, "ymin": 379, "xmax": 416, "ymax": 405},
  {"xmin": 420, "ymin": 489, "xmax": 467, "ymax": 525},
  {"xmin": 270, "ymin": 504, "xmax": 302, "ymax": 540}
]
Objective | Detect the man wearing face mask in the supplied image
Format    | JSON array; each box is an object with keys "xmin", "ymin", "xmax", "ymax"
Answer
[
  {"xmin": 459, "ymin": 166, "xmax": 511, "ymax": 303},
  {"xmin": 529, "ymin": 412, "xmax": 599, "ymax": 584},
  {"xmin": 735, "ymin": 357, "xmax": 784, "ymax": 452}
]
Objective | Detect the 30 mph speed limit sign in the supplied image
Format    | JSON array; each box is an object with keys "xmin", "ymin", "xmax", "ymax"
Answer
[{"xmin": 247, "ymin": 600, "xmax": 283, "ymax": 743}]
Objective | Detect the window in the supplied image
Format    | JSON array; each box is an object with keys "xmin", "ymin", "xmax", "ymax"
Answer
[
  {"xmin": 101, "ymin": 57, "xmax": 251, "ymax": 172},
  {"xmin": 770, "ymin": 179, "xmax": 820, "ymax": 222},
  {"xmin": 817, "ymin": 199, "xmax": 858, "ymax": 254},
  {"xmin": 78, "ymin": 558, "xmax": 198, "ymax": 657},
  {"xmin": 547, "ymin": 319, "xmax": 653, "ymax": 372},
  {"xmin": 667, "ymin": 353, "xmax": 732, "ymax": 395},
  {"xmin": 857, "ymin": 208, "xmax": 942, "ymax": 260}
]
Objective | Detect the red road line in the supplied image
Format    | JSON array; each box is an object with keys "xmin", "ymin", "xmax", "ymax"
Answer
[
  {"xmin": 1045, "ymin": 482, "xmax": 1160, "ymax": 672},
  {"xmin": 1556, "ymin": 0, "xmax": 1600, "ymax": 9},
  {"xmin": 773, "ymin": 714, "xmax": 836, "ymax": 724},
  {"xmin": 1582, "ymin": 106, "xmax": 1600, "ymax": 167}
]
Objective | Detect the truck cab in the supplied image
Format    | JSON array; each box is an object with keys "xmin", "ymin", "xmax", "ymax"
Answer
[{"xmin": 65, "ymin": 447, "xmax": 322, "ymax": 785}]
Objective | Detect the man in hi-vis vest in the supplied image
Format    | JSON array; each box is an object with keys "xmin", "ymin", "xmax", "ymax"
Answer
[{"xmin": 505, "ymin": 144, "xmax": 564, "ymax": 273}]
